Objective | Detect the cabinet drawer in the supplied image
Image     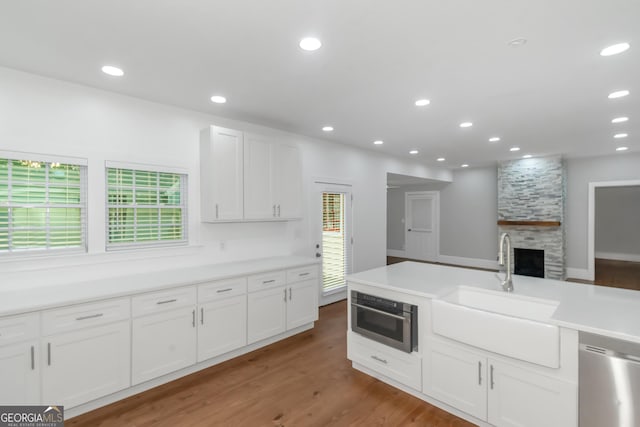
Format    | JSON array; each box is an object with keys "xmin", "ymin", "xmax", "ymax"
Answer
[
  {"xmin": 286, "ymin": 265, "xmax": 318, "ymax": 283},
  {"xmin": 0, "ymin": 313, "xmax": 39, "ymax": 346},
  {"xmin": 42, "ymin": 298, "xmax": 130, "ymax": 336},
  {"xmin": 132, "ymin": 286, "xmax": 196, "ymax": 317},
  {"xmin": 348, "ymin": 332, "xmax": 422, "ymax": 391},
  {"xmin": 198, "ymin": 277, "xmax": 247, "ymax": 303},
  {"xmin": 247, "ymin": 270, "xmax": 286, "ymax": 292}
]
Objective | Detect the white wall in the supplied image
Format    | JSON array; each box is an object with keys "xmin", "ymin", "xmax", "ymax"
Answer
[
  {"xmin": 595, "ymin": 186, "xmax": 640, "ymax": 261},
  {"xmin": 565, "ymin": 153, "xmax": 640, "ymax": 272},
  {"xmin": 0, "ymin": 66, "xmax": 451, "ymax": 289},
  {"xmin": 386, "ymin": 167, "xmax": 498, "ymax": 268}
]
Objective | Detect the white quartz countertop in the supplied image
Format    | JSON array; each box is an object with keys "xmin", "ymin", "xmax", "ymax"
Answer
[
  {"xmin": 347, "ymin": 261, "xmax": 640, "ymax": 344},
  {"xmin": 0, "ymin": 256, "xmax": 318, "ymax": 317}
]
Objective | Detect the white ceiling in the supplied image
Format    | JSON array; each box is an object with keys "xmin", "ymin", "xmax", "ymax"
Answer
[{"xmin": 0, "ymin": 0, "xmax": 638, "ymax": 168}]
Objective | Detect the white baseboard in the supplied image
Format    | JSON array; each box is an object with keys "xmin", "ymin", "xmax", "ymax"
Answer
[
  {"xmin": 437, "ymin": 255, "xmax": 499, "ymax": 271},
  {"xmin": 565, "ymin": 267, "xmax": 590, "ymax": 281},
  {"xmin": 595, "ymin": 251, "xmax": 640, "ymax": 263},
  {"xmin": 387, "ymin": 249, "xmax": 407, "ymax": 258}
]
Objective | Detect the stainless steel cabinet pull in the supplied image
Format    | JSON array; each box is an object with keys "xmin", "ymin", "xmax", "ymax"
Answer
[
  {"xmin": 490, "ymin": 365, "xmax": 495, "ymax": 389},
  {"xmin": 31, "ymin": 345, "xmax": 35, "ymax": 370},
  {"xmin": 157, "ymin": 299, "xmax": 177, "ymax": 305},
  {"xmin": 216, "ymin": 288, "xmax": 233, "ymax": 293},
  {"xmin": 47, "ymin": 343, "xmax": 51, "ymax": 366},
  {"xmin": 299, "ymin": 272, "xmax": 310, "ymax": 277},
  {"xmin": 289, "ymin": 287, "xmax": 292, "ymax": 300},
  {"xmin": 200, "ymin": 307, "xmax": 204, "ymax": 325},
  {"xmin": 478, "ymin": 361, "xmax": 482, "ymax": 385},
  {"xmin": 263, "ymin": 279, "xmax": 275, "ymax": 284},
  {"xmin": 284, "ymin": 289, "xmax": 287, "ymax": 302},
  {"xmin": 192, "ymin": 310, "xmax": 196, "ymax": 328},
  {"xmin": 371, "ymin": 355, "xmax": 388, "ymax": 364},
  {"xmin": 215, "ymin": 204, "xmax": 219, "ymax": 219},
  {"xmin": 76, "ymin": 313, "xmax": 104, "ymax": 321}
]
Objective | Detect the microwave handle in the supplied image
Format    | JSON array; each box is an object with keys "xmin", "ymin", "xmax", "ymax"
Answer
[{"xmin": 351, "ymin": 303, "xmax": 407, "ymax": 321}]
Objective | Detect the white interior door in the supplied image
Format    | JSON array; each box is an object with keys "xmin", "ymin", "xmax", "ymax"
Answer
[
  {"xmin": 405, "ymin": 191, "xmax": 439, "ymax": 262},
  {"xmin": 313, "ymin": 181, "xmax": 353, "ymax": 306}
]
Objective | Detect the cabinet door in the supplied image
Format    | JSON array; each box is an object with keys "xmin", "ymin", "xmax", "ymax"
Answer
[
  {"xmin": 424, "ymin": 339, "xmax": 487, "ymax": 420},
  {"xmin": 488, "ymin": 359, "xmax": 577, "ymax": 427},
  {"xmin": 42, "ymin": 321, "xmax": 130, "ymax": 408},
  {"xmin": 272, "ymin": 143, "xmax": 302, "ymax": 218},
  {"xmin": 244, "ymin": 134, "xmax": 275, "ymax": 219},
  {"xmin": 247, "ymin": 286, "xmax": 286, "ymax": 344},
  {"xmin": 0, "ymin": 341, "xmax": 39, "ymax": 404},
  {"xmin": 286, "ymin": 279, "xmax": 318, "ymax": 330},
  {"xmin": 132, "ymin": 307, "xmax": 197, "ymax": 385},
  {"xmin": 200, "ymin": 126, "xmax": 244, "ymax": 221},
  {"xmin": 198, "ymin": 295, "xmax": 247, "ymax": 362}
]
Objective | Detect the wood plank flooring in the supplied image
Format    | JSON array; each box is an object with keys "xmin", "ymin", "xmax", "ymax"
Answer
[{"xmin": 68, "ymin": 301, "xmax": 473, "ymax": 427}]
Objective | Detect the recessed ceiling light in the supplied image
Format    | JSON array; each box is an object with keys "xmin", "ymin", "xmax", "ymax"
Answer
[
  {"xmin": 600, "ymin": 42, "xmax": 630, "ymax": 56},
  {"xmin": 373, "ymin": 140, "xmax": 384, "ymax": 145},
  {"xmin": 415, "ymin": 99, "xmax": 430, "ymax": 107},
  {"xmin": 510, "ymin": 147, "xmax": 521, "ymax": 152},
  {"xmin": 459, "ymin": 122, "xmax": 473, "ymax": 128},
  {"xmin": 461, "ymin": 164, "xmax": 469, "ymax": 168},
  {"xmin": 409, "ymin": 150, "xmax": 419, "ymax": 155},
  {"xmin": 614, "ymin": 133, "xmax": 628, "ymax": 139},
  {"xmin": 522, "ymin": 154, "xmax": 533, "ymax": 159},
  {"xmin": 612, "ymin": 117, "xmax": 629, "ymax": 123},
  {"xmin": 508, "ymin": 38, "xmax": 527, "ymax": 47},
  {"xmin": 210, "ymin": 95, "xmax": 227, "ymax": 104},
  {"xmin": 299, "ymin": 37, "xmax": 322, "ymax": 51},
  {"xmin": 437, "ymin": 157, "xmax": 446, "ymax": 162},
  {"xmin": 608, "ymin": 90, "xmax": 630, "ymax": 99},
  {"xmin": 489, "ymin": 137, "xmax": 501, "ymax": 142},
  {"xmin": 322, "ymin": 126, "xmax": 334, "ymax": 132},
  {"xmin": 101, "ymin": 65, "xmax": 124, "ymax": 77},
  {"xmin": 616, "ymin": 146, "xmax": 629, "ymax": 151}
]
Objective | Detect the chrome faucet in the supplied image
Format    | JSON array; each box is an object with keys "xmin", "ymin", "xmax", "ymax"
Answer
[{"xmin": 498, "ymin": 232, "xmax": 514, "ymax": 292}]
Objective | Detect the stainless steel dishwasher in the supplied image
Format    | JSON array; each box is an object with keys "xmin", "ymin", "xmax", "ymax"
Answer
[{"xmin": 580, "ymin": 332, "xmax": 640, "ymax": 427}]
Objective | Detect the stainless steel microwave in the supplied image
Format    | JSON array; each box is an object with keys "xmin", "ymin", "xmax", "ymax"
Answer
[{"xmin": 351, "ymin": 290, "xmax": 418, "ymax": 353}]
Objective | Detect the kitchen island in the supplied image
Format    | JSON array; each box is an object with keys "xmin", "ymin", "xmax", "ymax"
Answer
[{"xmin": 347, "ymin": 261, "xmax": 640, "ymax": 427}]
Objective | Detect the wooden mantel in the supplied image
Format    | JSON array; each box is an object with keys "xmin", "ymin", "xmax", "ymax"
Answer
[{"xmin": 498, "ymin": 220, "xmax": 561, "ymax": 227}]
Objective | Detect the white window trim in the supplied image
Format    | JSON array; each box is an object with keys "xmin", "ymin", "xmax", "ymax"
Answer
[
  {"xmin": 105, "ymin": 161, "xmax": 189, "ymax": 251},
  {"xmin": 0, "ymin": 151, "xmax": 88, "ymax": 257}
]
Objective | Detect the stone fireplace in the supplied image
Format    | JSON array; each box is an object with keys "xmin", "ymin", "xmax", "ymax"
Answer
[{"xmin": 498, "ymin": 157, "xmax": 565, "ymax": 280}]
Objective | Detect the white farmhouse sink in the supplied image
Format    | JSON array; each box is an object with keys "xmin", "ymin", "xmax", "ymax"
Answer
[{"xmin": 432, "ymin": 286, "xmax": 560, "ymax": 368}]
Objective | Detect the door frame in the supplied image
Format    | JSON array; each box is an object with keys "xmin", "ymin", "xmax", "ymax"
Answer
[
  {"xmin": 312, "ymin": 178, "xmax": 353, "ymax": 306},
  {"xmin": 587, "ymin": 179, "xmax": 640, "ymax": 281},
  {"xmin": 404, "ymin": 190, "xmax": 440, "ymax": 262}
]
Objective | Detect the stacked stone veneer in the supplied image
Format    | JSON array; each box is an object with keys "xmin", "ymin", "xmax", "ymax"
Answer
[{"xmin": 498, "ymin": 157, "xmax": 565, "ymax": 280}]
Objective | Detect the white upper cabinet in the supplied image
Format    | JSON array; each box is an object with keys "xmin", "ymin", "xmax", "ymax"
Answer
[
  {"xmin": 200, "ymin": 126, "xmax": 244, "ymax": 221},
  {"xmin": 201, "ymin": 126, "xmax": 302, "ymax": 222}
]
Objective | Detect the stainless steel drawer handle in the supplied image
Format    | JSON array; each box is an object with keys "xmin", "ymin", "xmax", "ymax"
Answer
[
  {"xmin": 200, "ymin": 307, "xmax": 204, "ymax": 325},
  {"xmin": 299, "ymin": 272, "xmax": 310, "ymax": 277},
  {"xmin": 216, "ymin": 288, "xmax": 233, "ymax": 293},
  {"xmin": 157, "ymin": 299, "xmax": 177, "ymax": 305},
  {"xmin": 371, "ymin": 355, "xmax": 388, "ymax": 364},
  {"xmin": 490, "ymin": 365, "xmax": 495, "ymax": 389},
  {"xmin": 351, "ymin": 303, "xmax": 406, "ymax": 321},
  {"xmin": 47, "ymin": 343, "xmax": 51, "ymax": 366},
  {"xmin": 31, "ymin": 345, "xmax": 35, "ymax": 370},
  {"xmin": 76, "ymin": 313, "xmax": 104, "ymax": 321},
  {"xmin": 478, "ymin": 361, "xmax": 482, "ymax": 385},
  {"xmin": 262, "ymin": 280, "xmax": 275, "ymax": 284},
  {"xmin": 192, "ymin": 310, "xmax": 196, "ymax": 328}
]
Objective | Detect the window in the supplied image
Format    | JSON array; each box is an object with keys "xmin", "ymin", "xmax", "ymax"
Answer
[
  {"xmin": 0, "ymin": 156, "xmax": 87, "ymax": 254},
  {"xmin": 106, "ymin": 164, "xmax": 187, "ymax": 250}
]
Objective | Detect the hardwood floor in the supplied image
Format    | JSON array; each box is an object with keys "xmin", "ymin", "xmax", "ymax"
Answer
[
  {"xmin": 595, "ymin": 258, "xmax": 640, "ymax": 291},
  {"xmin": 69, "ymin": 301, "xmax": 473, "ymax": 427}
]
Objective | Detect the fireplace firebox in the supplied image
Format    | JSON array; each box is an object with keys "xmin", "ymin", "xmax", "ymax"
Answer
[{"xmin": 514, "ymin": 248, "xmax": 545, "ymax": 278}]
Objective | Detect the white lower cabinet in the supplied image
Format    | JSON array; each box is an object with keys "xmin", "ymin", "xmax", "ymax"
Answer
[
  {"xmin": 247, "ymin": 286, "xmax": 287, "ymax": 343},
  {"xmin": 286, "ymin": 278, "xmax": 318, "ymax": 330},
  {"xmin": 0, "ymin": 340, "xmax": 40, "ymax": 404},
  {"xmin": 132, "ymin": 295, "xmax": 197, "ymax": 385},
  {"xmin": 42, "ymin": 321, "xmax": 130, "ymax": 408},
  {"xmin": 424, "ymin": 337, "xmax": 577, "ymax": 427},
  {"xmin": 198, "ymin": 295, "xmax": 247, "ymax": 361}
]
